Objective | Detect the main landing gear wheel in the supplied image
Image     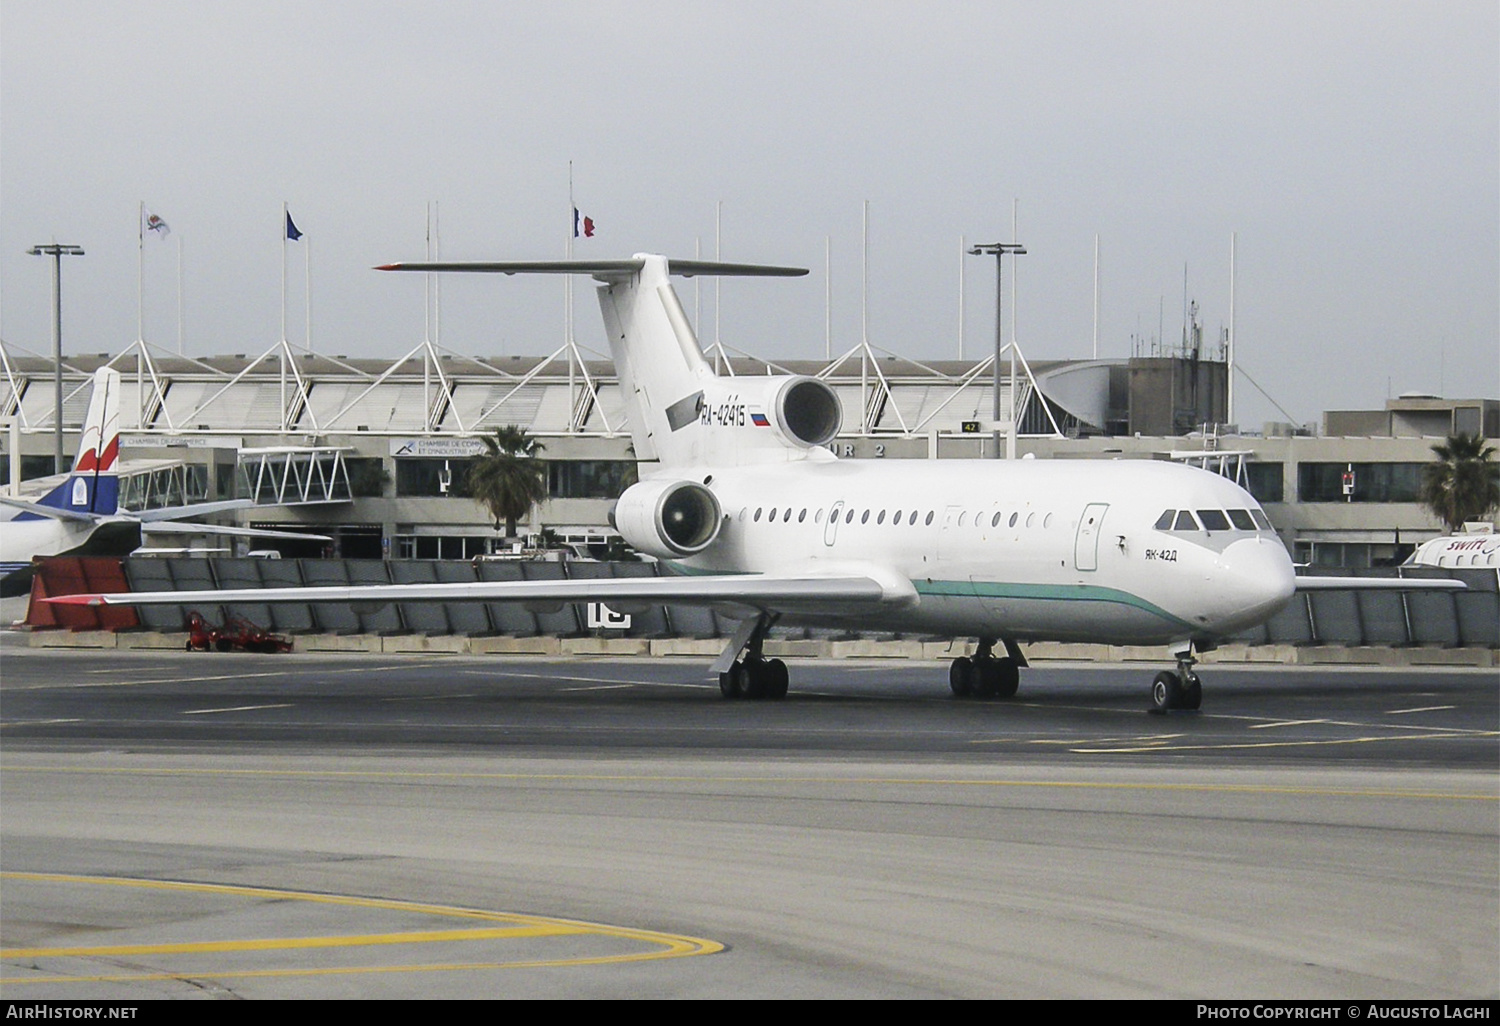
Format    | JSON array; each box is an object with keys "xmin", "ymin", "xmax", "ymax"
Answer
[
  {"xmin": 949, "ymin": 658, "xmax": 974, "ymax": 697},
  {"xmin": 720, "ymin": 657, "xmax": 788, "ymax": 701},
  {"xmin": 1150, "ymin": 667, "xmax": 1203, "ymax": 712},
  {"xmin": 949, "ymin": 655, "xmax": 1020, "ymax": 700}
]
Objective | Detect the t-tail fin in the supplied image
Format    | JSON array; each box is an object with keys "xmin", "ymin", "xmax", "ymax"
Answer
[
  {"xmin": 377, "ymin": 255, "xmax": 829, "ymax": 470},
  {"xmin": 26, "ymin": 367, "xmax": 121, "ymax": 518}
]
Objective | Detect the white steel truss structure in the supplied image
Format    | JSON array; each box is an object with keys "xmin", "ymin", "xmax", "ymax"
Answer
[{"xmin": 0, "ymin": 335, "xmax": 1075, "ymax": 443}]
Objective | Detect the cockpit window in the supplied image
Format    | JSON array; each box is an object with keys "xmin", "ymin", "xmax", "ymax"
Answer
[
  {"xmin": 1173, "ymin": 510, "xmax": 1200, "ymax": 531},
  {"xmin": 1197, "ymin": 510, "xmax": 1230, "ymax": 532},
  {"xmin": 1154, "ymin": 510, "xmax": 1175, "ymax": 531},
  {"xmin": 1251, "ymin": 509, "xmax": 1274, "ymax": 531},
  {"xmin": 1227, "ymin": 509, "xmax": 1256, "ymax": 531}
]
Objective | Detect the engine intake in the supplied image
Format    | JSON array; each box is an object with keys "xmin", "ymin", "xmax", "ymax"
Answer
[
  {"xmin": 612, "ymin": 479, "xmax": 723, "ymax": 558},
  {"xmin": 773, "ymin": 376, "xmax": 842, "ymax": 448}
]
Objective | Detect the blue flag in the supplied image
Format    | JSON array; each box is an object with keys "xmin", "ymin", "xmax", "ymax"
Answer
[{"xmin": 286, "ymin": 212, "xmax": 303, "ymax": 241}]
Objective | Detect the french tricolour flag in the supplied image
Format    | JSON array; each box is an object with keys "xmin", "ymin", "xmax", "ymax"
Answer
[{"xmin": 573, "ymin": 208, "xmax": 595, "ymax": 239}]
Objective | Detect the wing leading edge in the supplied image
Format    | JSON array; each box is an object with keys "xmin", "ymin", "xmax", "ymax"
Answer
[
  {"xmin": 45, "ymin": 571, "xmax": 900, "ymax": 611},
  {"xmin": 1293, "ymin": 576, "xmax": 1466, "ymax": 591}
]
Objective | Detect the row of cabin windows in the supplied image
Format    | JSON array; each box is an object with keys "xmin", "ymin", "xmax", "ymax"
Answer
[
  {"xmin": 739, "ymin": 506, "xmax": 1054, "ymax": 530},
  {"xmin": 1154, "ymin": 508, "xmax": 1274, "ymax": 533}
]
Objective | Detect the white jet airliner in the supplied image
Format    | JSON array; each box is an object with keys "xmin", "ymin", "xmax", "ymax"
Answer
[
  {"xmin": 2, "ymin": 367, "xmax": 325, "ymax": 596},
  {"xmin": 51, "ymin": 256, "xmax": 1462, "ymax": 710}
]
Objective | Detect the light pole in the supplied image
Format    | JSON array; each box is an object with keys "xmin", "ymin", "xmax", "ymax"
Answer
[
  {"xmin": 28, "ymin": 243, "xmax": 85, "ymax": 474},
  {"xmin": 967, "ymin": 242, "xmax": 1025, "ymax": 457}
]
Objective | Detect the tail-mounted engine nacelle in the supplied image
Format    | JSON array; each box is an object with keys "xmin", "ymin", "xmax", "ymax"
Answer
[
  {"xmin": 769, "ymin": 376, "xmax": 842, "ymax": 449},
  {"xmin": 611, "ymin": 478, "xmax": 723, "ymax": 558}
]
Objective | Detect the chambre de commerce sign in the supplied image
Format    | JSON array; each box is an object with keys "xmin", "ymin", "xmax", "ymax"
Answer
[{"xmin": 389, "ymin": 438, "xmax": 488, "ymax": 458}]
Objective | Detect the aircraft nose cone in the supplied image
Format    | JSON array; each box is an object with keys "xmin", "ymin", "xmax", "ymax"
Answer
[{"xmin": 1213, "ymin": 537, "xmax": 1296, "ymax": 632}]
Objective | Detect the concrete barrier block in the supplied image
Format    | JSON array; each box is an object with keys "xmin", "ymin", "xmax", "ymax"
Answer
[
  {"xmin": 648, "ymin": 638, "xmax": 724, "ymax": 657},
  {"xmin": 117, "ymin": 632, "xmax": 191, "ymax": 650},
  {"xmin": 763, "ymin": 639, "xmax": 831, "ymax": 658},
  {"xmin": 1404, "ymin": 647, "xmax": 1495, "ymax": 667},
  {"xmin": 1018, "ymin": 642, "xmax": 1105, "ymax": 662},
  {"xmin": 562, "ymin": 637, "xmax": 651, "ymax": 656},
  {"xmin": 468, "ymin": 635, "xmax": 562, "ymax": 656},
  {"xmin": 31, "ymin": 630, "xmax": 117, "ymax": 649},
  {"xmin": 828, "ymin": 639, "xmax": 925, "ymax": 658},
  {"xmin": 1294, "ymin": 646, "xmax": 1393, "ymax": 666},
  {"xmin": 923, "ymin": 639, "xmax": 974, "ymax": 659}
]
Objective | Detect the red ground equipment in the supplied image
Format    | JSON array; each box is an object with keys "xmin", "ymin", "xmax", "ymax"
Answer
[{"xmin": 185, "ymin": 611, "xmax": 292, "ymax": 654}]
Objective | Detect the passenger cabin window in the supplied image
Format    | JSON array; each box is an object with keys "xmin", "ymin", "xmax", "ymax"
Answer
[
  {"xmin": 992, "ymin": 512, "xmax": 1002, "ymax": 528},
  {"xmin": 1173, "ymin": 510, "xmax": 1200, "ymax": 531},
  {"xmin": 1154, "ymin": 510, "xmax": 1175, "ymax": 531},
  {"xmin": 1198, "ymin": 510, "xmax": 1231, "ymax": 532}
]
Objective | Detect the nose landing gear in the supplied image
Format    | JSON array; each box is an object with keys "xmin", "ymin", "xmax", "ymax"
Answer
[{"xmin": 1151, "ymin": 644, "xmax": 1204, "ymax": 712}]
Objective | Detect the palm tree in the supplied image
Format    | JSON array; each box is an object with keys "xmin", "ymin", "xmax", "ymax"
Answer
[
  {"xmin": 466, "ymin": 426, "xmax": 548, "ymax": 541},
  {"xmin": 1419, "ymin": 432, "xmax": 1500, "ymax": 533}
]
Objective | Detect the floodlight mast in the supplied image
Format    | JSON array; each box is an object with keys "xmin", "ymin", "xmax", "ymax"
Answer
[
  {"xmin": 27, "ymin": 243, "xmax": 86, "ymax": 473},
  {"xmin": 967, "ymin": 242, "xmax": 1026, "ymax": 458}
]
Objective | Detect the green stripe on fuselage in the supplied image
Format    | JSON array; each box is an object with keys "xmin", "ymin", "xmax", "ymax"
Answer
[
  {"xmin": 918, "ymin": 579, "xmax": 1195, "ymax": 632},
  {"xmin": 666, "ymin": 562, "xmax": 1195, "ymax": 633}
]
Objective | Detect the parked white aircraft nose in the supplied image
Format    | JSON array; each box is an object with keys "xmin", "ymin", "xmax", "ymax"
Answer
[{"xmin": 1212, "ymin": 537, "xmax": 1297, "ymax": 633}]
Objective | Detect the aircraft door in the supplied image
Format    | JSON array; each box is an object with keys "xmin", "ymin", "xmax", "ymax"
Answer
[
  {"xmin": 1074, "ymin": 502, "xmax": 1109, "ymax": 572},
  {"xmin": 823, "ymin": 500, "xmax": 844, "ymax": 546}
]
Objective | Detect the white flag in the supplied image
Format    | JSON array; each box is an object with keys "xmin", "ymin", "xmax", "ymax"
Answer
[{"xmin": 142, "ymin": 208, "xmax": 171, "ymax": 238}]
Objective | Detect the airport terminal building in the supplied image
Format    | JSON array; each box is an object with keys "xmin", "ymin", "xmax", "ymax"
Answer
[{"xmin": 2, "ymin": 339, "xmax": 1495, "ymax": 569}]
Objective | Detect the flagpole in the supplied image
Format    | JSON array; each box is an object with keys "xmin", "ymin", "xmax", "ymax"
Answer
[
  {"xmin": 567, "ymin": 162, "xmax": 575, "ymax": 432},
  {"xmin": 177, "ymin": 233, "xmax": 184, "ymax": 356},
  {"xmin": 136, "ymin": 201, "xmax": 144, "ymax": 344},
  {"xmin": 305, "ymin": 235, "xmax": 313, "ymax": 353},
  {"xmin": 280, "ymin": 202, "xmax": 288, "ymax": 345},
  {"xmin": 714, "ymin": 200, "xmax": 721, "ymax": 348},
  {"xmin": 958, "ymin": 233, "xmax": 965, "ymax": 360},
  {"xmin": 566, "ymin": 162, "xmax": 574, "ymax": 345}
]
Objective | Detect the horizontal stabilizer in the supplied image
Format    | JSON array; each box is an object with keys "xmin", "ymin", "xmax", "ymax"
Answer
[
  {"xmin": 1293, "ymin": 576, "xmax": 1466, "ymax": 591},
  {"xmin": 140, "ymin": 521, "xmax": 331, "ymax": 542},
  {"xmin": 376, "ymin": 258, "xmax": 808, "ymax": 279},
  {"xmin": 0, "ymin": 497, "xmax": 99, "ymax": 523},
  {"xmin": 131, "ymin": 499, "xmax": 255, "ymax": 523}
]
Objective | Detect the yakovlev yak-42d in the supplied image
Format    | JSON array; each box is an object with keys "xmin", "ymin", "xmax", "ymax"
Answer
[{"xmin": 51, "ymin": 254, "xmax": 1463, "ymax": 710}]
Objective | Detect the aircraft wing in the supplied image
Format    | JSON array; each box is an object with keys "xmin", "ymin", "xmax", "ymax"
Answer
[
  {"xmin": 140, "ymin": 521, "xmax": 332, "ymax": 542},
  {"xmin": 0, "ymin": 496, "xmax": 100, "ymax": 523},
  {"xmin": 45, "ymin": 571, "xmax": 900, "ymax": 610},
  {"xmin": 1293, "ymin": 576, "xmax": 1466, "ymax": 591}
]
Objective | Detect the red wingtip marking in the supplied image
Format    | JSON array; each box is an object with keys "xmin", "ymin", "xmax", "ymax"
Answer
[
  {"xmin": 44, "ymin": 594, "xmax": 106, "ymax": 606},
  {"xmin": 374, "ymin": 263, "xmax": 401, "ymax": 271}
]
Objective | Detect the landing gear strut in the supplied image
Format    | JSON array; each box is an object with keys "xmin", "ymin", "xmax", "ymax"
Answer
[
  {"xmin": 1150, "ymin": 645, "xmax": 1203, "ymax": 712},
  {"xmin": 949, "ymin": 637, "xmax": 1023, "ymax": 700},
  {"xmin": 716, "ymin": 613, "xmax": 789, "ymax": 701}
]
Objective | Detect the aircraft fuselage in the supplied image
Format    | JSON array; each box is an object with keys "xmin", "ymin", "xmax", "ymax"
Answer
[{"xmin": 671, "ymin": 456, "xmax": 1295, "ymax": 647}]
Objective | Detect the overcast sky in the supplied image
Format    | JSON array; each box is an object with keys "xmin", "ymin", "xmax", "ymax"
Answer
[{"xmin": 2, "ymin": 1, "xmax": 1495, "ymax": 431}]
